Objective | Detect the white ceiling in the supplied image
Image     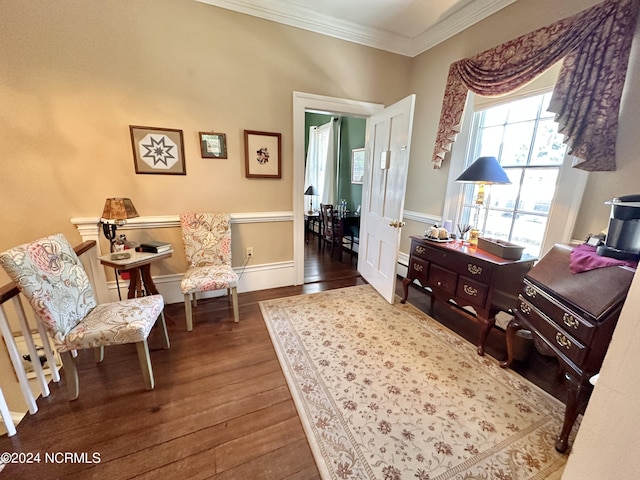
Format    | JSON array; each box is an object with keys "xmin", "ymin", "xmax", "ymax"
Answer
[{"xmin": 196, "ymin": 0, "xmax": 517, "ymax": 57}]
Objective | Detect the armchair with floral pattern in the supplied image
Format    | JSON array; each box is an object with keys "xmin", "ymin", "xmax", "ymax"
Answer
[
  {"xmin": 180, "ymin": 213, "xmax": 239, "ymax": 331},
  {"xmin": 0, "ymin": 233, "xmax": 170, "ymax": 400}
]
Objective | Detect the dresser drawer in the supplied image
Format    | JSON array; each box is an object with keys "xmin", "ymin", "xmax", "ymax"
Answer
[
  {"xmin": 411, "ymin": 241, "xmax": 433, "ymax": 261},
  {"xmin": 518, "ymin": 298, "xmax": 587, "ymax": 366},
  {"xmin": 408, "ymin": 256, "xmax": 429, "ymax": 284},
  {"xmin": 456, "ymin": 276, "xmax": 488, "ymax": 308},
  {"xmin": 429, "ymin": 264, "xmax": 457, "ymax": 295},
  {"xmin": 522, "ymin": 281, "xmax": 595, "ymax": 345}
]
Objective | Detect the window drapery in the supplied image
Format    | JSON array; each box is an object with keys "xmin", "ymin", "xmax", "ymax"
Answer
[
  {"xmin": 304, "ymin": 118, "xmax": 341, "ymax": 207},
  {"xmin": 432, "ymin": 0, "xmax": 640, "ymax": 171}
]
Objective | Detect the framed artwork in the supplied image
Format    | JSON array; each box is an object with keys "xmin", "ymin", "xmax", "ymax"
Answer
[
  {"xmin": 351, "ymin": 148, "xmax": 365, "ymax": 184},
  {"xmin": 244, "ymin": 130, "xmax": 282, "ymax": 178},
  {"xmin": 129, "ymin": 125, "xmax": 186, "ymax": 175},
  {"xmin": 199, "ymin": 131, "xmax": 227, "ymax": 158}
]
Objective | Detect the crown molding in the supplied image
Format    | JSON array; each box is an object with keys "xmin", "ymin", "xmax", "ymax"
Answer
[{"xmin": 196, "ymin": 0, "xmax": 517, "ymax": 57}]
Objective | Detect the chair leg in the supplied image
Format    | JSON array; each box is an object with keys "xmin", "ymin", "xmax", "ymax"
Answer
[
  {"xmin": 231, "ymin": 287, "xmax": 239, "ymax": 323},
  {"xmin": 94, "ymin": 346, "xmax": 104, "ymax": 363},
  {"xmin": 60, "ymin": 351, "xmax": 79, "ymax": 401},
  {"xmin": 158, "ymin": 311, "xmax": 170, "ymax": 349},
  {"xmin": 136, "ymin": 340, "xmax": 155, "ymax": 391},
  {"xmin": 184, "ymin": 293, "xmax": 194, "ymax": 331}
]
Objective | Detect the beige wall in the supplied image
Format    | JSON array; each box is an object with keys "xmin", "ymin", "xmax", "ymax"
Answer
[{"xmin": 0, "ymin": 0, "xmax": 410, "ymax": 283}]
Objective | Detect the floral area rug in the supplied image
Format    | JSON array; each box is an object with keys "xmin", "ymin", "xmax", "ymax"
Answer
[{"xmin": 259, "ymin": 284, "xmax": 574, "ymax": 480}]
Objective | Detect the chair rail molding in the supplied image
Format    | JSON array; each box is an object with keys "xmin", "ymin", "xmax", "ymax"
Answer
[{"xmin": 70, "ymin": 212, "xmax": 295, "ymax": 304}]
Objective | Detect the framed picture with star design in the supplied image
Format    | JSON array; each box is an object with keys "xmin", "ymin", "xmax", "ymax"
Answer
[{"xmin": 129, "ymin": 125, "xmax": 186, "ymax": 175}]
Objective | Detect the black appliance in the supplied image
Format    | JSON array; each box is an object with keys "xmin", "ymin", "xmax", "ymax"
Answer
[{"xmin": 597, "ymin": 194, "xmax": 640, "ymax": 260}]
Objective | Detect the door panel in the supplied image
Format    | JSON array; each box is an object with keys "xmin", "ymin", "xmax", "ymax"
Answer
[{"xmin": 358, "ymin": 94, "xmax": 416, "ymax": 303}]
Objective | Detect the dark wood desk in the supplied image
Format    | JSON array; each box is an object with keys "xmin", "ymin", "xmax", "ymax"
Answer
[
  {"xmin": 401, "ymin": 236, "xmax": 536, "ymax": 355},
  {"xmin": 99, "ymin": 250, "xmax": 172, "ymax": 299},
  {"xmin": 500, "ymin": 244, "xmax": 635, "ymax": 453}
]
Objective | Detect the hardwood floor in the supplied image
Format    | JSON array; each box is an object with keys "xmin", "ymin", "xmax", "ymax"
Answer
[{"xmin": 0, "ymin": 236, "xmax": 568, "ymax": 479}]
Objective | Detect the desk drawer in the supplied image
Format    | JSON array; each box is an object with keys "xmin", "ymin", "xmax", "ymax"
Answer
[
  {"xmin": 522, "ymin": 281, "xmax": 595, "ymax": 344},
  {"xmin": 429, "ymin": 264, "xmax": 457, "ymax": 295},
  {"xmin": 518, "ymin": 298, "xmax": 587, "ymax": 366},
  {"xmin": 456, "ymin": 276, "xmax": 488, "ymax": 309},
  {"xmin": 408, "ymin": 256, "xmax": 429, "ymax": 284}
]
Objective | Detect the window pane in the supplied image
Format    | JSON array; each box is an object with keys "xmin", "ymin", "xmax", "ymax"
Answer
[
  {"xmin": 507, "ymin": 96, "xmax": 541, "ymax": 123},
  {"xmin": 482, "ymin": 104, "xmax": 509, "ymax": 126},
  {"xmin": 477, "ymin": 125, "xmax": 503, "ymax": 157},
  {"xmin": 488, "ymin": 168, "xmax": 522, "ymax": 210},
  {"xmin": 530, "ymin": 119, "xmax": 566, "ymax": 166},
  {"xmin": 482, "ymin": 210, "xmax": 512, "ymax": 240},
  {"xmin": 511, "ymin": 213, "xmax": 548, "ymax": 257},
  {"xmin": 519, "ymin": 168, "xmax": 558, "ymax": 214},
  {"xmin": 501, "ymin": 121, "xmax": 535, "ymax": 166}
]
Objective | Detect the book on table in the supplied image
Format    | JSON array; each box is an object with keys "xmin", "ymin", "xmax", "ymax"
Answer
[{"xmin": 136, "ymin": 240, "xmax": 172, "ymax": 253}]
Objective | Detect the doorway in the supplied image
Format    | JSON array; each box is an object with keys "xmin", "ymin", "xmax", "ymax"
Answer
[
  {"xmin": 293, "ymin": 92, "xmax": 384, "ymax": 285},
  {"xmin": 303, "ymin": 112, "xmax": 367, "ymax": 283}
]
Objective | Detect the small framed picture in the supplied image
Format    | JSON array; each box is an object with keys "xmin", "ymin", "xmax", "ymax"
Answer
[
  {"xmin": 244, "ymin": 130, "xmax": 282, "ymax": 178},
  {"xmin": 199, "ymin": 132, "xmax": 227, "ymax": 159},
  {"xmin": 351, "ymin": 148, "xmax": 365, "ymax": 184},
  {"xmin": 130, "ymin": 125, "xmax": 186, "ymax": 175}
]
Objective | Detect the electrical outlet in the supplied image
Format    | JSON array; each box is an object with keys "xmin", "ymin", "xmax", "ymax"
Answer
[{"xmin": 245, "ymin": 247, "xmax": 254, "ymax": 258}]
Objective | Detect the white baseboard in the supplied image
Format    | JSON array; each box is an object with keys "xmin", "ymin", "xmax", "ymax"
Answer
[{"xmin": 104, "ymin": 261, "xmax": 295, "ymax": 305}]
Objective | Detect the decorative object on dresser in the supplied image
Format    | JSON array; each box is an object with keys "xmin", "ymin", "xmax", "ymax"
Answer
[
  {"xmin": 401, "ymin": 235, "xmax": 536, "ymax": 356},
  {"xmin": 500, "ymin": 243, "xmax": 636, "ymax": 453},
  {"xmin": 100, "ymin": 197, "xmax": 139, "ymax": 255},
  {"xmin": 455, "ymin": 156, "xmax": 511, "ymax": 243}
]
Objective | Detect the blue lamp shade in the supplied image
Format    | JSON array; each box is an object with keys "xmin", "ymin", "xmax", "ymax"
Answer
[{"xmin": 455, "ymin": 156, "xmax": 511, "ymax": 184}]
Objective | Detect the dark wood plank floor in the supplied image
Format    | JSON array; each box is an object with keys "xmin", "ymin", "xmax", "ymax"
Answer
[{"xmin": 0, "ymin": 236, "xmax": 567, "ymax": 479}]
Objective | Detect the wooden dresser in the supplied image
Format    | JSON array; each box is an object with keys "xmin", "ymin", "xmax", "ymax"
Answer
[
  {"xmin": 401, "ymin": 236, "xmax": 536, "ymax": 355},
  {"xmin": 501, "ymin": 243, "xmax": 635, "ymax": 453}
]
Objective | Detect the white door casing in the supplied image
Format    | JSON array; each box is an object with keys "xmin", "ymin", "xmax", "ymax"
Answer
[
  {"xmin": 358, "ymin": 95, "xmax": 416, "ymax": 303},
  {"xmin": 293, "ymin": 92, "xmax": 384, "ymax": 286}
]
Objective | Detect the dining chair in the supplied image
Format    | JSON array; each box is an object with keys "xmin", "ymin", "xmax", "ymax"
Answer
[
  {"xmin": 320, "ymin": 204, "xmax": 344, "ymax": 261},
  {"xmin": 0, "ymin": 233, "xmax": 170, "ymax": 401},
  {"xmin": 180, "ymin": 212, "xmax": 239, "ymax": 331}
]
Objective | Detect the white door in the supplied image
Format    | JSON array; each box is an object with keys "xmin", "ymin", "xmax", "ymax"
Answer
[{"xmin": 358, "ymin": 94, "xmax": 416, "ymax": 303}]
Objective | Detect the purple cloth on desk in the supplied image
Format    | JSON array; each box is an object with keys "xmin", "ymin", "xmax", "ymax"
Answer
[{"xmin": 569, "ymin": 244, "xmax": 638, "ymax": 274}]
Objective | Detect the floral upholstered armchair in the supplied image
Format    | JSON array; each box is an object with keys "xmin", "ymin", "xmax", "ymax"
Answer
[
  {"xmin": 0, "ymin": 233, "xmax": 170, "ymax": 400},
  {"xmin": 180, "ymin": 213, "xmax": 239, "ymax": 331}
]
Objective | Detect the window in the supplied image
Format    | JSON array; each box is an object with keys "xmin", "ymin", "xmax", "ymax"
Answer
[
  {"xmin": 458, "ymin": 92, "xmax": 568, "ymax": 258},
  {"xmin": 305, "ymin": 122, "xmax": 331, "ymax": 203}
]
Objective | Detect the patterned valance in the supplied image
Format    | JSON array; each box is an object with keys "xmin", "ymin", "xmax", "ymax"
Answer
[{"xmin": 432, "ymin": 0, "xmax": 640, "ymax": 171}]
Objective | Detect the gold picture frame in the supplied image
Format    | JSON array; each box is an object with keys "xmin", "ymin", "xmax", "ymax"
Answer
[{"xmin": 199, "ymin": 132, "xmax": 227, "ymax": 159}]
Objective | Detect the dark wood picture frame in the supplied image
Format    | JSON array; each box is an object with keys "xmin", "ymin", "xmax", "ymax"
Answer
[
  {"xmin": 199, "ymin": 131, "xmax": 227, "ymax": 159},
  {"xmin": 244, "ymin": 130, "xmax": 282, "ymax": 178},
  {"xmin": 130, "ymin": 125, "xmax": 186, "ymax": 175}
]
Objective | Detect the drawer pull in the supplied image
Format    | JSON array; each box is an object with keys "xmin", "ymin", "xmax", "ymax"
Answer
[
  {"xmin": 556, "ymin": 332, "xmax": 572, "ymax": 350},
  {"xmin": 416, "ymin": 246, "xmax": 426, "ymax": 255},
  {"xmin": 463, "ymin": 285, "xmax": 478, "ymax": 296},
  {"xmin": 520, "ymin": 302, "xmax": 531, "ymax": 314},
  {"xmin": 563, "ymin": 313, "xmax": 579, "ymax": 330},
  {"xmin": 437, "ymin": 281, "xmax": 442, "ymax": 287},
  {"xmin": 467, "ymin": 264, "xmax": 482, "ymax": 275},
  {"xmin": 524, "ymin": 285, "xmax": 537, "ymax": 298},
  {"xmin": 413, "ymin": 263, "xmax": 423, "ymax": 272}
]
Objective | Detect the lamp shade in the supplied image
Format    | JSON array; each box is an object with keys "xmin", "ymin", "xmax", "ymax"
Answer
[
  {"xmin": 304, "ymin": 185, "xmax": 316, "ymax": 196},
  {"xmin": 101, "ymin": 198, "xmax": 139, "ymax": 221},
  {"xmin": 455, "ymin": 156, "xmax": 511, "ymax": 185}
]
